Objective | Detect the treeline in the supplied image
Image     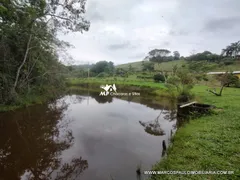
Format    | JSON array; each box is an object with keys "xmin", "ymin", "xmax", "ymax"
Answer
[
  {"xmin": 145, "ymin": 41, "xmax": 240, "ymax": 64},
  {"xmin": 144, "ymin": 49, "xmax": 181, "ymax": 63},
  {"xmin": 0, "ymin": 0, "xmax": 89, "ymax": 105},
  {"xmin": 68, "ymin": 40, "xmax": 240, "ymax": 79},
  {"xmin": 68, "ymin": 61, "xmax": 115, "ymax": 78}
]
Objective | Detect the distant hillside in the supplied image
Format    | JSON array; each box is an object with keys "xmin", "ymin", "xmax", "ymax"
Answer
[
  {"xmin": 116, "ymin": 60, "xmax": 240, "ymax": 72},
  {"xmin": 116, "ymin": 60, "xmax": 187, "ymax": 71}
]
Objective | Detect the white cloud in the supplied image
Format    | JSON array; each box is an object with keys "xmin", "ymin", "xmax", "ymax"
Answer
[{"xmin": 58, "ymin": 0, "xmax": 240, "ymax": 65}]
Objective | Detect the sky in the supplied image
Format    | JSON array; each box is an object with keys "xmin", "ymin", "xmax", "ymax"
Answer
[{"xmin": 58, "ymin": 0, "xmax": 240, "ymax": 65}]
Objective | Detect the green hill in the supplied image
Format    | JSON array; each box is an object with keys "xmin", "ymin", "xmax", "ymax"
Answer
[
  {"xmin": 116, "ymin": 61, "xmax": 145, "ymax": 71},
  {"xmin": 116, "ymin": 60, "xmax": 240, "ymax": 72},
  {"xmin": 116, "ymin": 60, "xmax": 186, "ymax": 71}
]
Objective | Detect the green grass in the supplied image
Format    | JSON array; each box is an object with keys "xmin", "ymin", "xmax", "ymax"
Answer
[
  {"xmin": 214, "ymin": 60, "xmax": 240, "ymax": 71},
  {"xmin": 67, "ymin": 77, "xmax": 167, "ymax": 89},
  {"xmin": 154, "ymin": 60, "xmax": 187, "ymax": 71},
  {"xmin": 67, "ymin": 77, "xmax": 173, "ymax": 98},
  {"xmin": 149, "ymin": 86, "xmax": 240, "ymax": 180},
  {"xmin": 116, "ymin": 61, "xmax": 145, "ymax": 71},
  {"xmin": 116, "ymin": 60, "xmax": 187, "ymax": 72}
]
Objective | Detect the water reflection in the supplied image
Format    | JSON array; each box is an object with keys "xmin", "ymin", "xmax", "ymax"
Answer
[
  {"xmin": 163, "ymin": 108, "xmax": 177, "ymax": 122},
  {"xmin": 68, "ymin": 88, "xmax": 175, "ymax": 110},
  {"xmin": 0, "ymin": 89, "xmax": 182, "ymax": 180},
  {"xmin": 68, "ymin": 89, "xmax": 113, "ymax": 104},
  {"xmin": 68, "ymin": 88, "xmax": 182, "ymax": 137},
  {"xmin": 0, "ymin": 100, "xmax": 88, "ymax": 180},
  {"xmin": 139, "ymin": 110, "xmax": 165, "ymax": 136}
]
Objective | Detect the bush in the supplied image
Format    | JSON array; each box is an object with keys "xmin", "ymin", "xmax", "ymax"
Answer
[
  {"xmin": 96, "ymin": 72, "xmax": 109, "ymax": 78},
  {"xmin": 221, "ymin": 57, "xmax": 235, "ymax": 66},
  {"xmin": 166, "ymin": 70, "xmax": 195, "ymax": 103},
  {"xmin": 137, "ymin": 76, "xmax": 153, "ymax": 79},
  {"xmin": 231, "ymin": 75, "xmax": 240, "ymax": 87},
  {"xmin": 224, "ymin": 61, "xmax": 234, "ymax": 65},
  {"xmin": 177, "ymin": 93, "xmax": 192, "ymax": 103},
  {"xmin": 203, "ymin": 77, "xmax": 209, "ymax": 81},
  {"xmin": 153, "ymin": 74, "xmax": 165, "ymax": 83},
  {"xmin": 195, "ymin": 74, "xmax": 203, "ymax": 81}
]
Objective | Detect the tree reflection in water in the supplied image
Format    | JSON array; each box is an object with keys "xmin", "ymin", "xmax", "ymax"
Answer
[
  {"xmin": 0, "ymin": 100, "xmax": 88, "ymax": 180},
  {"xmin": 68, "ymin": 89, "xmax": 113, "ymax": 104},
  {"xmin": 139, "ymin": 110, "xmax": 165, "ymax": 136}
]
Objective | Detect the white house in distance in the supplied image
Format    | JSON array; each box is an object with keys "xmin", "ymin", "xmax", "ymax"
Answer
[{"xmin": 207, "ymin": 71, "xmax": 240, "ymax": 79}]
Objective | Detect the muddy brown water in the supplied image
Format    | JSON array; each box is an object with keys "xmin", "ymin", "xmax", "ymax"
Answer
[{"xmin": 0, "ymin": 90, "xmax": 178, "ymax": 180}]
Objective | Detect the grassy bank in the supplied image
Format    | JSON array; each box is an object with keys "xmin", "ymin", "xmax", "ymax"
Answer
[
  {"xmin": 150, "ymin": 86, "xmax": 240, "ymax": 180},
  {"xmin": 67, "ymin": 77, "xmax": 166, "ymax": 89},
  {"xmin": 0, "ymin": 90, "xmax": 64, "ymax": 112},
  {"xmin": 67, "ymin": 78, "xmax": 171, "ymax": 97},
  {"xmin": 116, "ymin": 59, "xmax": 240, "ymax": 72}
]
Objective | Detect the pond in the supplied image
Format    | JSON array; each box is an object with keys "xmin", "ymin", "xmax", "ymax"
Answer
[{"xmin": 0, "ymin": 90, "xmax": 178, "ymax": 180}]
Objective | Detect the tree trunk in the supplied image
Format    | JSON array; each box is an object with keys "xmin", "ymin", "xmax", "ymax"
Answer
[
  {"xmin": 208, "ymin": 84, "xmax": 226, "ymax": 96},
  {"xmin": 218, "ymin": 85, "xmax": 225, "ymax": 96},
  {"xmin": 13, "ymin": 34, "xmax": 32, "ymax": 92}
]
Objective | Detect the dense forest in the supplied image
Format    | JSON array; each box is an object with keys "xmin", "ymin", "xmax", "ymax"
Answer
[{"xmin": 0, "ymin": 0, "xmax": 90, "ymax": 105}]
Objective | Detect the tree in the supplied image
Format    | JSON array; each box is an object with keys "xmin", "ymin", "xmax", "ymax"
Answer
[
  {"xmin": 105, "ymin": 61, "xmax": 115, "ymax": 75},
  {"xmin": 153, "ymin": 74, "xmax": 165, "ymax": 83},
  {"xmin": 147, "ymin": 49, "xmax": 171, "ymax": 63},
  {"xmin": 173, "ymin": 51, "xmax": 180, "ymax": 60},
  {"xmin": 0, "ymin": 0, "xmax": 90, "ymax": 104},
  {"xmin": 90, "ymin": 61, "xmax": 114, "ymax": 76},
  {"xmin": 115, "ymin": 68, "xmax": 127, "ymax": 77},
  {"xmin": 166, "ymin": 69, "xmax": 195, "ymax": 103},
  {"xmin": 221, "ymin": 41, "xmax": 240, "ymax": 57},
  {"xmin": 186, "ymin": 51, "xmax": 220, "ymax": 62},
  {"xmin": 128, "ymin": 64, "xmax": 134, "ymax": 72},
  {"xmin": 142, "ymin": 61, "xmax": 154, "ymax": 71},
  {"xmin": 208, "ymin": 72, "xmax": 240, "ymax": 96}
]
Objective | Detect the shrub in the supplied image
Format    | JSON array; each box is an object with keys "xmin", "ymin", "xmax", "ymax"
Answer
[
  {"xmin": 224, "ymin": 61, "xmax": 234, "ymax": 65},
  {"xmin": 221, "ymin": 57, "xmax": 235, "ymax": 66},
  {"xmin": 96, "ymin": 72, "xmax": 109, "ymax": 78},
  {"xmin": 166, "ymin": 70, "xmax": 195, "ymax": 103},
  {"xmin": 203, "ymin": 77, "xmax": 209, "ymax": 81},
  {"xmin": 231, "ymin": 75, "xmax": 240, "ymax": 87},
  {"xmin": 137, "ymin": 76, "xmax": 153, "ymax": 79},
  {"xmin": 153, "ymin": 74, "xmax": 165, "ymax": 83},
  {"xmin": 195, "ymin": 74, "xmax": 203, "ymax": 81}
]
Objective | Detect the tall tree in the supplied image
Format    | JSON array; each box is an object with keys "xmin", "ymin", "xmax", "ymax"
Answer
[
  {"xmin": 173, "ymin": 51, "xmax": 180, "ymax": 60},
  {"xmin": 146, "ymin": 49, "xmax": 171, "ymax": 64},
  {"xmin": 221, "ymin": 41, "xmax": 240, "ymax": 57},
  {"xmin": 90, "ymin": 61, "xmax": 114, "ymax": 75},
  {"xmin": 0, "ymin": 0, "xmax": 90, "ymax": 104}
]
